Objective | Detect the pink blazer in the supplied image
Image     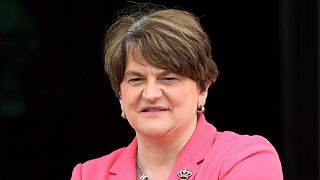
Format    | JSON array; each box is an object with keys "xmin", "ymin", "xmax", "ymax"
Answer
[{"xmin": 71, "ymin": 114, "xmax": 283, "ymax": 179}]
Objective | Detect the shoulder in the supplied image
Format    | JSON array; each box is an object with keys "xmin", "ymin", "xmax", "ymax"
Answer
[
  {"xmin": 70, "ymin": 148, "xmax": 125, "ymax": 180},
  {"xmin": 208, "ymin": 131, "xmax": 283, "ymax": 179},
  {"xmin": 84, "ymin": 148, "xmax": 125, "ymax": 168},
  {"xmin": 215, "ymin": 131, "xmax": 277, "ymax": 152}
]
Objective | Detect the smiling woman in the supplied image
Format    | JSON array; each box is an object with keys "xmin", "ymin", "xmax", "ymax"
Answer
[
  {"xmin": 70, "ymin": 3, "xmax": 283, "ymax": 180},
  {"xmin": 120, "ymin": 50, "xmax": 202, "ymax": 140}
]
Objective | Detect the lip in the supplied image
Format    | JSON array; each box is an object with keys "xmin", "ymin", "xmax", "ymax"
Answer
[{"xmin": 140, "ymin": 105, "xmax": 169, "ymax": 112}]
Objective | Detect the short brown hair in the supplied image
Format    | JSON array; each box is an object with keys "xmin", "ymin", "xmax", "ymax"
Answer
[{"xmin": 104, "ymin": 5, "xmax": 219, "ymax": 98}]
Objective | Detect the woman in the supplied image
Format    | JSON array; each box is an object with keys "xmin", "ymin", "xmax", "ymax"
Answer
[{"xmin": 71, "ymin": 4, "xmax": 283, "ymax": 180}]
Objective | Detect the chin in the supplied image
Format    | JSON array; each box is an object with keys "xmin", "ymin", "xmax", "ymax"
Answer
[{"xmin": 141, "ymin": 126, "xmax": 171, "ymax": 138}]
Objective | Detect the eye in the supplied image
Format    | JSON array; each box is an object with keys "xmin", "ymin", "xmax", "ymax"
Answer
[
  {"xmin": 160, "ymin": 77, "xmax": 177, "ymax": 84},
  {"xmin": 128, "ymin": 78, "xmax": 143, "ymax": 85}
]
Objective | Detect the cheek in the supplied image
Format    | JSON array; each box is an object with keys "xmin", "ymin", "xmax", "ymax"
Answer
[
  {"xmin": 120, "ymin": 85, "xmax": 140, "ymax": 107},
  {"xmin": 170, "ymin": 87, "xmax": 199, "ymax": 105}
]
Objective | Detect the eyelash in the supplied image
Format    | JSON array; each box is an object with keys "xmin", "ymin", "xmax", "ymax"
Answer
[
  {"xmin": 161, "ymin": 77, "xmax": 177, "ymax": 81},
  {"xmin": 127, "ymin": 77, "xmax": 177, "ymax": 85},
  {"xmin": 128, "ymin": 78, "xmax": 142, "ymax": 82},
  {"xmin": 128, "ymin": 78, "xmax": 142, "ymax": 84}
]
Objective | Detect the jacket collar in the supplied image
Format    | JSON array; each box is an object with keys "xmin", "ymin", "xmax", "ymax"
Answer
[
  {"xmin": 168, "ymin": 113, "xmax": 216, "ymax": 179},
  {"xmin": 109, "ymin": 137, "xmax": 138, "ymax": 178},
  {"xmin": 109, "ymin": 113, "xmax": 217, "ymax": 179}
]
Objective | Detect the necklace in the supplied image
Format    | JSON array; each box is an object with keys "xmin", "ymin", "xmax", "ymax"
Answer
[{"xmin": 136, "ymin": 150, "xmax": 149, "ymax": 180}]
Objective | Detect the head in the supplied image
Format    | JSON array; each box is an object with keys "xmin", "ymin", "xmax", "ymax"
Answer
[
  {"xmin": 104, "ymin": 5, "xmax": 219, "ymax": 138},
  {"xmin": 104, "ymin": 6, "xmax": 219, "ymax": 99}
]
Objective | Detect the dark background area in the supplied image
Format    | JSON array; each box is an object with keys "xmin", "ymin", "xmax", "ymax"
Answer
[{"xmin": 0, "ymin": 0, "xmax": 318, "ymax": 179}]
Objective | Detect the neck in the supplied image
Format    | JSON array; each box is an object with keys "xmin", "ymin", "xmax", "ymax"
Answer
[{"xmin": 136, "ymin": 117, "xmax": 197, "ymax": 179}]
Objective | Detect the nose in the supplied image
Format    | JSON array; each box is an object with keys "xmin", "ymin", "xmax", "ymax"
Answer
[{"xmin": 142, "ymin": 81, "xmax": 162, "ymax": 102}]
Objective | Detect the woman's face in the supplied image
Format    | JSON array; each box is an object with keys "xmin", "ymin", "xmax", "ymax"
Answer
[{"xmin": 119, "ymin": 50, "xmax": 208, "ymax": 138}]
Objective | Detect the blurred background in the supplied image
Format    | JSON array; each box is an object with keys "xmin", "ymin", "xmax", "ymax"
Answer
[{"xmin": 0, "ymin": 0, "xmax": 318, "ymax": 179}]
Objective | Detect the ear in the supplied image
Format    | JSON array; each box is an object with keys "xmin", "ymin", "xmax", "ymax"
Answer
[
  {"xmin": 119, "ymin": 92, "xmax": 124, "ymax": 110},
  {"xmin": 198, "ymin": 85, "xmax": 209, "ymax": 107}
]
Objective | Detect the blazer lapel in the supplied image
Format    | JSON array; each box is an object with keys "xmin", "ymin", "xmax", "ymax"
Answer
[
  {"xmin": 168, "ymin": 114, "xmax": 217, "ymax": 180},
  {"xmin": 109, "ymin": 138, "xmax": 138, "ymax": 179}
]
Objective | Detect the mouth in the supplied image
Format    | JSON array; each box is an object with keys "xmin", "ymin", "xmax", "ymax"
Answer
[{"xmin": 141, "ymin": 106, "xmax": 169, "ymax": 112}]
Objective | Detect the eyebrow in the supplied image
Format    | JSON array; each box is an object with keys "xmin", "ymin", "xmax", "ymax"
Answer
[
  {"xmin": 124, "ymin": 70, "xmax": 173, "ymax": 77},
  {"xmin": 124, "ymin": 70, "xmax": 142, "ymax": 77}
]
